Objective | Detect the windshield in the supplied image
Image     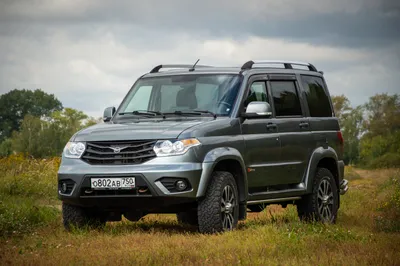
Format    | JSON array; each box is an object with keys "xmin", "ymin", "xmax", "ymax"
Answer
[{"xmin": 117, "ymin": 74, "xmax": 242, "ymax": 118}]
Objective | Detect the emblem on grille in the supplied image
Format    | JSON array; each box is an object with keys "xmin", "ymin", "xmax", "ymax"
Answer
[{"xmin": 109, "ymin": 146, "xmax": 129, "ymax": 153}]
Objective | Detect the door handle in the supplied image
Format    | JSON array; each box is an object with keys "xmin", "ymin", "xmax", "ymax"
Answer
[
  {"xmin": 266, "ymin": 123, "xmax": 277, "ymax": 131},
  {"xmin": 299, "ymin": 122, "xmax": 309, "ymax": 129}
]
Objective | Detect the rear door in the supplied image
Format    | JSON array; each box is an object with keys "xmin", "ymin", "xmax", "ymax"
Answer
[
  {"xmin": 299, "ymin": 74, "xmax": 340, "ymax": 157},
  {"xmin": 241, "ymin": 76, "xmax": 282, "ymax": 191},
  {"xmin": 267, "ymin": 75, "xmax": 313, "ymax": 185}
]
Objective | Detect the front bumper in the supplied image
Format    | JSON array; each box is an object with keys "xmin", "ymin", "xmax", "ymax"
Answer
[
  {"xmin": 340, "ymin": 179, "xmax": 349, "ymax": 195},
  {"xmin": 57, "ymin": 154, "xmax": 204, "ymax": 210}
]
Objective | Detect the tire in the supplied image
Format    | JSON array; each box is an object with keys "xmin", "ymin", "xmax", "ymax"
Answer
[
  {"xmin": 296, "ymin": 167, "xmax": 339, "ymax": 223},
  {"xmin": 62, "ymin": 202, "xmax": 107, "ymax": 230},
  {"xmin": 198, "ymin": 171, "xmax": 239, "ymax": 233},
  {"xmin": 176, "ymin": 210, "xmax": 198, "ymax": 226}
]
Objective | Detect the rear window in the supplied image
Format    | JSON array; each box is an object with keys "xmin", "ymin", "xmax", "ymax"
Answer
[{"xmin": 301, "ymin": 75, "xmax": 333, "ymax": 117}]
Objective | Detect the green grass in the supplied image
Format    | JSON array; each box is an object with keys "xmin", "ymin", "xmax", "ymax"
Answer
[
  {"xmin": 0, "ymin": 196, "xmax": 60, "ymax": 237},
  {"xmin": 0, "ymin": 157, "xmax": 400, "ymax": 265}
]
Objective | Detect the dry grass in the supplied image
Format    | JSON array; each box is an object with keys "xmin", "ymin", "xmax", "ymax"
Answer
[{"xmin": 0, "ymin": 158, "xmax": 399, "ymax": 265}]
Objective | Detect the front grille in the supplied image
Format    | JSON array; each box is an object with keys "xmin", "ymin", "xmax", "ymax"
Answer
[{"xmin": 81, "ymin": 140, "xmax": 157, "ymax": 165}]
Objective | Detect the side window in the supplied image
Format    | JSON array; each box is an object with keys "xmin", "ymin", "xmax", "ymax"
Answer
[
  {"xmin": 124, "ymin": 86, "xmax": 152, "ymax": 112},
  {"xmin": 301, "ymin": 75, "xmax": 333, "ymax": 117},
  {"xmin": 244, "ymin": 81, "xmax": 268, "ymax": 107},
  {"xmin": 270, "ymin": 81, "xmax": 302, "ymax": 116}
]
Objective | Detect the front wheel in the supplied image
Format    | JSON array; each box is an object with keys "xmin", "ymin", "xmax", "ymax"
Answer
[
  {"xmin": 296, "ymin": 167, "xmax": 339, "ymax": 223},
  {"xmin": 198, "ymin": 171, "xmax": 239, "ymax": 233},
  {"xmin": 62, "ymin": 202, "xmax": 107, "ymax": 230}
]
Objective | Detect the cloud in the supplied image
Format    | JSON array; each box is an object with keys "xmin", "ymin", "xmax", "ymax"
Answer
[{"xmin": 0, "ymin": 0, "xmax": 399, "ymax": 117}]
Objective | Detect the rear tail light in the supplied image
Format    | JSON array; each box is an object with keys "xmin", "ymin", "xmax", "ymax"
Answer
[
  {"xmin": 337, "ymin": 131, "xmax": 344, "ymax": 153},
  {"xmin": 337, "ymin": 131, "xmax": 344, "ymax": 145}
]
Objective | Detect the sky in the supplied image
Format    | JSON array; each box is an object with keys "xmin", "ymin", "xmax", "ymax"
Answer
[{"xmin": 0, "ymin": 0, "xmax": 399, "ymax": 118}]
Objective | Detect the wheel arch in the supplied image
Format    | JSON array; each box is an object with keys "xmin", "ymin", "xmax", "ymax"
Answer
[
  {"xmin": 305, "ymin": 147, "xmax": 340, "ymax": 194},
  {"xmin": 197, "ymin": 147, "xmax": 248, "ymax": 219}
]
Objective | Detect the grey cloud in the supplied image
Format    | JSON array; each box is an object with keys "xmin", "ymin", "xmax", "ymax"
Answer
[
  {"xmin": 1, "ymin": 0, "xmax": 399, "ymax": 48},
  {"xmin": 0, "ymin": 0, "xmax": 399, "ymax": 114}
]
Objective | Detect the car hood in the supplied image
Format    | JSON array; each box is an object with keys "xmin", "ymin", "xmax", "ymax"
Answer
[{"xmin": 72, "ymin": 119, "xmax": 206, "ymax": 142}]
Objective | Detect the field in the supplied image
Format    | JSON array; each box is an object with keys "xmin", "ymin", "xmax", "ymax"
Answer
[{"xmin": 0, "ymin": 156, "xmax": 399, "ymax": 265}]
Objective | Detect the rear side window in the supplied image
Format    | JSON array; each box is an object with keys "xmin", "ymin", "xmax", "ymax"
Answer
[
  {"xmin": 270, "ymin": 81, "xmax": 302, "ymax": 116},
  {"xmin": 301, "ymin": 75, "xmax": 333, "ymax": 117}
]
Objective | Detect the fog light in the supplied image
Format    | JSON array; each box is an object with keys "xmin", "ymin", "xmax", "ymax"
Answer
[
  {"xmin": 61, "ymin": 182, "xmax": 67, "ymax": 193},
  {"xmin": 175, "ymin": 180, "xmax": 187, "ymax": 191}
]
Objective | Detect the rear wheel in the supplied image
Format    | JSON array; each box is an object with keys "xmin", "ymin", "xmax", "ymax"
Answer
[
  {"xmin": 296, "ymin": 167, "xmax": 339, "ymax": 223},
  {"xmin": 198, "ymin": 171, "xmax": 239, "ymax": 233},
  {"xmin": 62, "ymin": 202, "xmax": 107, "ymax": 230},
  {"xmin": 176, "ymin": 210, "xmax": 198, "ymax": 226}
]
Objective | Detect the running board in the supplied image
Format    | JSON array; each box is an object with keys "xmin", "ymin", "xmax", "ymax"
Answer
[{"xmin": 247, "ymin": 197, "xmax": 301, "ymax": 205}]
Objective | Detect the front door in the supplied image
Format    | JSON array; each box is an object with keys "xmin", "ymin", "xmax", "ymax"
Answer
[{"xmin": 241, "ymin": 79, "xmax": 282, "ymax": 191}]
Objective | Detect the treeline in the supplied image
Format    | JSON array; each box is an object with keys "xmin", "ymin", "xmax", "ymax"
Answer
[
  {"xmin": 0, "ymin": 89, "xmax": 399, "ymax": 168},
  {"xmin": 0, "ymin": 89, "xmax": 101, "ymax": 157},
  {"xmin": 332, "ymin": 93, "xmax": 400, "ymax": 168}
]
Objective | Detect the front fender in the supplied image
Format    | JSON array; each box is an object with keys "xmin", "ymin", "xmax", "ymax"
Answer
[{"xmin": 197, "ymin": 147, "xmax": 248, "ymax": 203}]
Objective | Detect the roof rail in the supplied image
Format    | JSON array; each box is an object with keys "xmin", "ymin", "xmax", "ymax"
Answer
[
  {"xmin": 241, "ymin": 60, "xmax": 318, "ymax": 72},
  {"xmin": 150, "ymin": 64, "xmax": 212, "ymax": 73}
]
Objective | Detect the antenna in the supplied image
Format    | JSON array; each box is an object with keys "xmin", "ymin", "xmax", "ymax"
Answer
[{"xmin": 189, "ymin": 59, "xmax": 200, "ymax": 71}]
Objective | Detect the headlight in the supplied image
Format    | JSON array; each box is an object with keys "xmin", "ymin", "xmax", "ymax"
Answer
[
  {"xmin": 153, "ymin": 139, "xmax": 200, "ymax": 156},
  {"xmin": 63, "ymin": 142, "xmax": 86, "ymax": 158}
]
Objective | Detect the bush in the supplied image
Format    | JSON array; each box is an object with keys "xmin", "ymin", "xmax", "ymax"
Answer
[
  {"xmin": 0, "ymin": 197, "xmax": 60, "ymax": 237},
  {"xmin": 375, "ymin": 171, "xmax": 400, "ymax": 232},
  {"xmin": 0, "ymin": 139, "xmax": 12, "ymax": 157},
  {"xmin": 368, "ymin": 153, "xmax": 400, "ymax": 169},
  {"xmin": 0, "ymin": 154, "xmax": 60, "ymax": 200}
]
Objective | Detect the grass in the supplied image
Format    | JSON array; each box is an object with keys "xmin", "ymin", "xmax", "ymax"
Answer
[{"xmin": 0, "ymin": 156, "xmax": 399, "ymax": 265}]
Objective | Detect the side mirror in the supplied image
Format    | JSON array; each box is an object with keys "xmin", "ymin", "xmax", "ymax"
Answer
[
  {"xmin": 103, "ymin": 107, "xmax": 116, "ymax": 122},
  {"xmin": 242, "ymin": 101, "xmax": 272, "ymax": 119}
]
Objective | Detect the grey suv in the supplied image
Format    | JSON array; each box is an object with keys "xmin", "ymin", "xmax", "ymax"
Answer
[{"xmin": 58, "ymin": 60, "xmax": 349, "ymax": 233}]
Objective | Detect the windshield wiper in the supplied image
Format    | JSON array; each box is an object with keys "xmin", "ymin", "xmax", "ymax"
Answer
[
  {"xmin": 119, "ymin": 110, "xmax": 164, "ymax": 117},
  {"xmin": 163, "ymin": 110, "xmax": 216, "ymax": 119},
  {"xmin": 192, "ymin": 110, "xmax": 217, "ymax": 118}
]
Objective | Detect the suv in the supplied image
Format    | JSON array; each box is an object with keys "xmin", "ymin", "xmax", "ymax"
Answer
[{"xmin": 58, "ymin": 60, "xmax": 348, "ymax": 233}]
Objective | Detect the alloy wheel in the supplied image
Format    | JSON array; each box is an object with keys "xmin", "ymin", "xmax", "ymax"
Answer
[
  {"xmin": 317, "ymin": 178, "xmax": 334, "ymax": 221},
  {"xmin": 221, "ymin": 185, "xmax": 236, "ymax": 230}
]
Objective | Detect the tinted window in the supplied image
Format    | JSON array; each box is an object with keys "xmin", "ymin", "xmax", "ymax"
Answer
[
  {"xmin": 244, "ymin": 81, "xmax": 268, "ymax": 107},
  {"xmin": 301, "ymin": 75, "xmax": 333, "ymax": 117},
  {"xmin": 270, "ymin": 81, "xmax": 302, "ymax": 116}
]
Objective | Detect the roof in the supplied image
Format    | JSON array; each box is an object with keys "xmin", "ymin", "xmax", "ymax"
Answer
[{"xmin": 141, "ymin": 60, "xmax": 324, "ymax": 78}]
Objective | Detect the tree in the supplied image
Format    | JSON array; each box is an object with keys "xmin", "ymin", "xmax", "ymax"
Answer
[
  {"xmin": 341, "ymin": 106, "xmax": 364, "ymax": 164},
  {"xmin": 0, "ymin": 89, "xmax": 63, "ymax": 142},
  {"xmin": 11, "ymin": 114, "xmax": 45, "ymax": 158},
  {"xmin": 363, "ymin": 93, "xmax": 400, "ymax": 137},
  {"xmin": 331, "ymin": 94, "xmax": 352, "ymax": 123},
  {"xmin": 359, "ymin": 93, "xmax": 400, "ymax": 166},
  {"xmin": 331, "ymin": 95, "xmax": 364, "ymax": 164},
  {"xmin": 11, "ymin": 108, "xmax": 92, "ymax": 158}
]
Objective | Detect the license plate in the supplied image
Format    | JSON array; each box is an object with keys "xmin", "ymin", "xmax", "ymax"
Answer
[{"xmin": 90, "ymin": 177, "xmax": 135, "ymax": 189}]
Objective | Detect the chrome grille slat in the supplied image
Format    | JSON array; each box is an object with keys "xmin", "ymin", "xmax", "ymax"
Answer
[
  {"xmin": 81, "ymin": 140, "xmax": 157, "ymax": 165},
  {"xmin": 85, "ymin": 146, "xmax": 154, "ymax": 155}
]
